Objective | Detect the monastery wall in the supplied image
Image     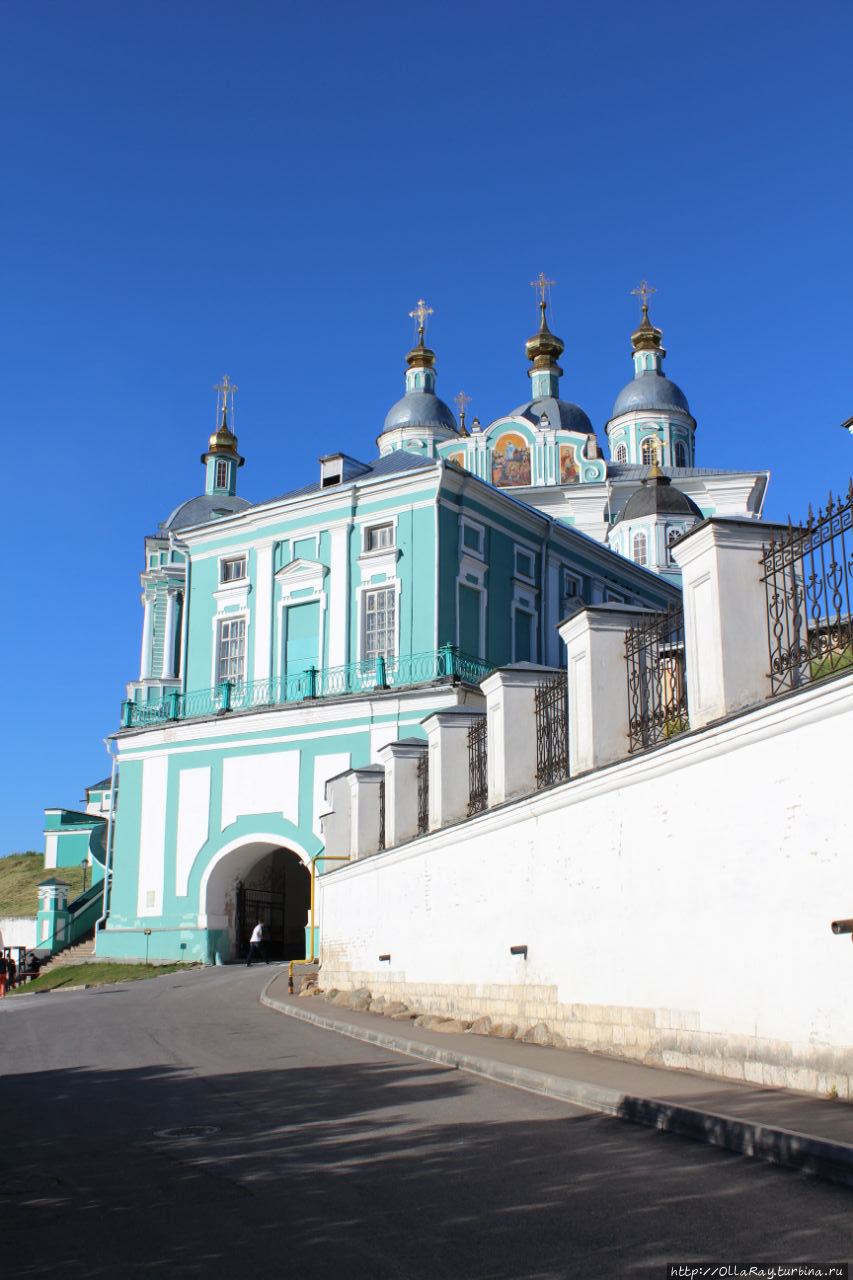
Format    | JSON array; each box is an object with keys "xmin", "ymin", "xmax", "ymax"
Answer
[{"xmin": 318, "ymin": 670, "xmax": 853, "ymax": 1095}]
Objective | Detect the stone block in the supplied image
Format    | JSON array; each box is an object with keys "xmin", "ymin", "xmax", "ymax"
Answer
[
  {"xmin": 520, "ymin": 1022, "xmax": 554, "ymax": 1046},
  {"xmin": 654, "ymin": 1008, "xmax": 671, "ymax": 1029},
  {"xmin": 490, "ymin": 1022, "xmax": 519, "ymax": 1039},
  {"xmin": 432, "ymin": 1019, "xmax": 471, "ymax": 1033},
  {"xmin": 469, "ymin": 1016, "xmax": 493, "ymax": 1036},
  {"xmin": 743, "ymin": 1061, "xmax": 764, "ymax": 1083},
  {"xmin": 384, "ymin": 1001, "xmax": 409, "ymax": 1016}
]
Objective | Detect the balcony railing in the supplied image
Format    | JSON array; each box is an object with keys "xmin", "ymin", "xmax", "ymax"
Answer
[
  {"xmin": 122, "ymin": 645, "xmax": 496, "ymax": 729},
  {"xmin": 763, "ymin": 483, "xmax": 853, "ymax": 695}
]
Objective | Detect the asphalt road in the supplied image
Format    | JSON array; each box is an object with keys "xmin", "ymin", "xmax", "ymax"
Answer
[{"xmin": 2, "ymin": 965, "xmax": 851, "ymax": 1279}]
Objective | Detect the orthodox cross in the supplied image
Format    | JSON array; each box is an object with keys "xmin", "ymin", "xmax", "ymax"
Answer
[
  {"xmin": 530, "ymin": 272, "xmax": 555, "ymax": 306},
  {"xmin": 454, "ymin": 390, "xmax": 471, "ymax": 433},
  {"xmin": 409, "ymin": 298, "xmax": 434, "ymax": 335},
  {"xmin": 631, "ymin": 280, "xmax": 656, "ymax": 314},
  {"xmin": 214, "ymin": 375, "xmax": 238, "ymax": 422}
]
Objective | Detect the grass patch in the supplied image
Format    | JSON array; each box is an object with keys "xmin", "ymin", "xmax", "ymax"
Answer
[
  {"xmin": 8, "ymin": 962, "xmax": 200, "ymax": 995},
  {"xmin": 0, "ymin": 852, "xmax": 92, "ymax": 917}
]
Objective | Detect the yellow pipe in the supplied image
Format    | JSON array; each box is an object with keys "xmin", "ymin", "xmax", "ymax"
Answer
[{"xmin": 288, "ymin": 851, "xmax": 350, "ymax": 992}]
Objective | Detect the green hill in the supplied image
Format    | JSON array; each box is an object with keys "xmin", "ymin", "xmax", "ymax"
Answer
[{"xmin": 0, "ymin": 853, "xmax": 90, "ymax": 917}]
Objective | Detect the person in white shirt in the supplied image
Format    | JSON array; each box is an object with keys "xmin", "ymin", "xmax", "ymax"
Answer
[{"xmin": 246, "ymin": 920, "xmax": 268, "ymax": 967}]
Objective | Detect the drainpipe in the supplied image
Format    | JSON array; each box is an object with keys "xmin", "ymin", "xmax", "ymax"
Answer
[{"xmin": 95, "ymin": 738, "xmax": 118, "ymax": 938}]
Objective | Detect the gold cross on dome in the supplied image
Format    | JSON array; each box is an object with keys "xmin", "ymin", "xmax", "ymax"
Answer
[
  {"xmin": 454, "ymin": 390, "xmax": 471, "ymax": 418},
  {"xmin": 530, "ymin": 272, "xmax": 555, "ymax": 305},
  {"xmin": 214, "ymin": 375, "xmax": 238, "ymax": 418},
  {"xmin": 631, "ymin": 280, "xmax": 657, "ymax": 312},
  {"xmin": 409, "ymin": 299, "xmax": 434, "ymax": 332}
]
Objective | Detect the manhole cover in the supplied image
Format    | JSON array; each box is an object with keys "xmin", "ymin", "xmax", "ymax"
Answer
[{"xmin": 154, "ymin": 1125, "xmax": 220, "ymax": 1139}]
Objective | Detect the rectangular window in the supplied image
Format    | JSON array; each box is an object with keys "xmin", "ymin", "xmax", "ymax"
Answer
[
  {"xmin": 217, "ymin": 617, "xmax": 246, "ymax": 683},
  {"xmin": 215, "ymin": 459, "xmax": 229, "ymax": 489},
  {"xmin": 363, "ymin": 588, "xmax": 396, "ymax": 660},
  {"xmin": 365, "ymin": 524, "xmax": 394, "ymax": 552},
  {"xmin": 462, "ymin": 522, "xmax": 484, "ymax": 555},
  {"xmin": 220, "ymin": 556, "xmax": 247, "ymax": 583},
  {"xmin": 515, "ymin": 549, "xmax": 534, "ymax": 579}
]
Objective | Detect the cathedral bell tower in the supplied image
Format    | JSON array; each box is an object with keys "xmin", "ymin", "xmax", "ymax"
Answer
[{"xmin": 202, "ymin": 375, "xmax": 244, "ymax": 497}]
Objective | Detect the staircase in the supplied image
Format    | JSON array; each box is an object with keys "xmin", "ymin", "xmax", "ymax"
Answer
[{"xmin": 38, "ymin": 930, "xmax": 97, "ymax": 973}]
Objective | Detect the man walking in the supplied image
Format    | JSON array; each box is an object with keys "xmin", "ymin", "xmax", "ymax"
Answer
[{"xmin": 246, "ymin": 920, "xmax": 268, "ymax": 966}]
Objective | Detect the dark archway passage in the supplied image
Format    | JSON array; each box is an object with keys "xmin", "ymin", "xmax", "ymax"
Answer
[{"xmin": 234, "ymin": 848, "xmax": 310, "ymax": 960}]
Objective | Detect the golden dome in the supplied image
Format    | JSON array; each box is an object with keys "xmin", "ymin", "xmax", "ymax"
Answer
[
  {"xmin": 631, "ymin": 304, "xmax": 665, "ymax": 356},
  {"xmin": 525, "ymin": 301, "xmax": 565, "ymax": 372}
]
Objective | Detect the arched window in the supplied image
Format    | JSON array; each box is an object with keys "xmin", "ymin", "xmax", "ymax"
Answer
[
  {"xmin": 632, "ymin": 531, "xmax": 648, "ymax": 566},
  {"xmin": 615, "ymin": 443, "xmax": 628, "ymax": 464},
  {"xmin": 674, "ymin": 441, "xmax": 687, "ymax": 468},
  {"xmin": 666, "ymin": 526, "xmax": 682, "ymax": 564},
  {"xmin": 641, "ymin": 438, "xmax": 659, "ymax": 467}
]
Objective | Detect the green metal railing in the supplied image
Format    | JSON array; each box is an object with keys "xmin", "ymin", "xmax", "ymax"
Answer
[{"xmin": 121, "ymin": 645, "xmax": 496, "ymax": 729}]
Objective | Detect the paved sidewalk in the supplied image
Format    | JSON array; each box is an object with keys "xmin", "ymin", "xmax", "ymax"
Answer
[{"xmin": 261, "ymin": 972, "xmax": 853, "ymax": 1189}]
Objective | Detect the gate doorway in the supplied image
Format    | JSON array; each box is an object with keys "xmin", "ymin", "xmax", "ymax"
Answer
[{"xmin": 232, "ymin": 847, "xmax": 310, "ymax": 961}]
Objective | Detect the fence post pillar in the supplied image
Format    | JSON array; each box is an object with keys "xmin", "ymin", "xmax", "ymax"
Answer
[
  {"xmin": 480, "ymin": 664, "xmax": 563, "ymax": 804},
  {"xmin": 558, "ymin": 605, "xmax": 651, "ymax": 776},
  {"xmin": 421, "ymin": 707, "xmax": 485, "ymax": 829},
  {"xmin": 377, "ymin": 738, "xmax": 427, "ymax": 847},
  {"xmin": 36, "ymin": 878, "xmax": 71, "ymax": 955},
  {"xmin": 346, "ymin": 766, "xmax": 385, "ymax": 859},
  {"xmin": 218, "ymin": 680, "xmax": 232, "ymax": 712},
  {"xmin": 121, "ymin": 700, "xmax": 134, "ymax": 728},
  {"xmin": 320, "ymin": 771, "xmax": 354, "ymax": 862},
  {"xmin": 167, "ymin": 689, "xmax": 180, "ymax": 720},
  {"xmin": 672, "ymin": 518, "xmax": 786, "ymax": 729}
]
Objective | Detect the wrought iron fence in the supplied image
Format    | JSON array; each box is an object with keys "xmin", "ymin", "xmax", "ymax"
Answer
[
  {"xmin": 121, "ymin": 646, "xmax": 498, "ymax": 729},
  {"xmin": 626, "ymin": 605, "xmax": 689, "ymax": 752},
  {"xmin": 417, "ymin": 749, "xmax": 429, "ymax": 834},
  {"xmin": 378, "ymin": 776, "xmax": 386, "ymax": 851},
  {"xmin": 762, "ymin": 483, "xmax": 853, "ymax": 695},
  {"xmin": 535, "ymin": 673, "xmax": 569, "ymax": 788},
  {"xmin": 467, "ymin": 717, "xmax": 488, "ymax": 815}
]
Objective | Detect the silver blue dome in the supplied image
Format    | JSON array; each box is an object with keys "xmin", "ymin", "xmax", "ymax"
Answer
[
  {"xmin": 382, "ymin": 390, "xmax": 458, "ymax": 435},
  {"xmin": 163, "ymin": 493, "xmax": 253, "ymax": 531},
  {"xmin": 612, "ymin": 371, "xmax": 691, "ymax": 418},
  {"xmin": 509, "ymin": 396, "xmax": 594, "ymax": 435}
]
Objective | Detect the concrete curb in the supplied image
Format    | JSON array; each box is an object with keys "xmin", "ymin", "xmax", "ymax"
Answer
[{"xmin": 261, "ymin": 983, "xmax": 853, "ymax": 1189}]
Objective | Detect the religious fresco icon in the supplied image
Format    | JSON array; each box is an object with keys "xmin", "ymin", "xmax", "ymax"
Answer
[
  {"xmin": 559, "ymin": 444, "xmax": 580, "ymax": 485},
  {"xmin": 491, "ymin": 433, "xmax": 531, "ymax": 487},
  {"xmin": 446, "ymin": 451, "xmax": 467, "ymax": 469}
]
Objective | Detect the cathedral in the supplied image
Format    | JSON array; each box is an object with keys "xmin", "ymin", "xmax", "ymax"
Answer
[{"xmin": 46, "ymin": 284, "xmax": 768, "ymax": 965}]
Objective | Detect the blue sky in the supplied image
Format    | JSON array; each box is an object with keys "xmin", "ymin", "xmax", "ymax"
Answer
[{"xmin": 4, "ymin": 0, "xmax": 852, "ymax": 851}]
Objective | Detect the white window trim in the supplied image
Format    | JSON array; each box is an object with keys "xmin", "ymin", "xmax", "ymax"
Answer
[
  {"xmin": 355, "ymin": 577, "xmax": 401, "ymax": 664},
  {"xmin": 212, "ymin": 611, "xmax": 249, "ymax": 687},
  {"xmin": 210, "ymin": 609, "xmax": 250, "ymax": 687},
  {"xmin": 510, "ymin": 581, "xmax": 539, "ymax": 663},
  {"xmin": 459, "ymin": 516, "xmax": 485, "ymax": 562},
  {"xmin": 513, "ymin": 541, "xmax": 537, "ymax": 585},
  {"xmin": 455, "ymin": 577, "xmax": 487, "ymax": 660}
]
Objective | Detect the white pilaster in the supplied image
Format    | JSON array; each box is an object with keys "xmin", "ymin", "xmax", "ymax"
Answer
[
  {"xmin": 559, "ymin": 605, "xmax": 653, "ymax": 776},
  {"xmin": 481, "ymin": 665, "xmax": 563, "ymax": 805},
  {"xmin": 321, "ymin": 772, "xmax": 353, "ymax": 862},
  {"xmin": 328, "ymin": 523, "xmax": 351, "ymax": 667},
  {"xmin": 253, "ymin": 543, "xmax": 274, "ymax": 683},
  {"xmin": 377, "ymin": 738, "xmax": 427, "ymax": 847},
  {"xmin": 673, "ymin": 518, "xmax": 785, "ymax": 729},
  {"xmin": 421, "ymin": 707, "xmax": 485, "ymax": 829}
]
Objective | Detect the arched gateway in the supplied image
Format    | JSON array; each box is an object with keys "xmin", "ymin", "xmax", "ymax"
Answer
[{"xmin": 201, "ymin": 836, "xmax": 311, "ymax": 963}]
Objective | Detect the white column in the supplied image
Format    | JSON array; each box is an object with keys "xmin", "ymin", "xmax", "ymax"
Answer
[
  {"xmin": 377, "ymin": 738, "xmax": 427, "ymax": 847},
  {"xmin": 161, "ymin": 590, "xmax": 178, "ymax": 678},
  {"xmin": 139, "ymin": 594, "xmax": 154, "ymax": 680},
  {"xmin": 421, "ymin": 707, "xmax": 485, "ymax": 829},
  {"xmin": 559, "ymin": 605, "xmax": 652, "ymax": 776},
  {"xmin": 481, "ymin": 665, "xmax": 563, "ymax": 805},
  {"xmin": 673, "ymin": 518, "xmax": 786, "ymax": 729}
]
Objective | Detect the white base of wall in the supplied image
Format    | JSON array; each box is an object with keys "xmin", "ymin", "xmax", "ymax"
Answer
[{"xmin": 319, "ymin": 673, "xmax": 853, "ymax": 1099}]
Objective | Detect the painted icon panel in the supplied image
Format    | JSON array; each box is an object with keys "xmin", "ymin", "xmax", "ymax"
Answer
[
  {"xmin": 491, "ymin": 433, "xmax": 531, "ymax": 487},
  {"xmin": 559, "ymin": 444, "xmax": 580, "ymax": 485}
]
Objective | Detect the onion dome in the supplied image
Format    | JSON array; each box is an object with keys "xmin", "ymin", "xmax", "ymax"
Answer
[
  {"xmin": 525, "ymin": 299, "xmax": 565, "ymax": 376},
  {"xmin": 202, "ymin": 405, "xmax": 244, "ymax": 466},
  {"xmin": 613, "ymin": 463, "xmax": 703, "ymax": 526},
  {"xmin": 611, "ymin": 300, "xmax": 691, "ymax": 418},
  {"xmin": 380, "ymin": 307, "xmax": 459, "ymax": 437},
  {"xmin": 162, "ymin": 493, "xmax": 252, "ymax": 530}
]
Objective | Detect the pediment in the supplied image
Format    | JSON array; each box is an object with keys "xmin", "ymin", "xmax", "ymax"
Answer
[{"xmin": 275, "ymin": 557, "xmax": 329, "ymax": 585}]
